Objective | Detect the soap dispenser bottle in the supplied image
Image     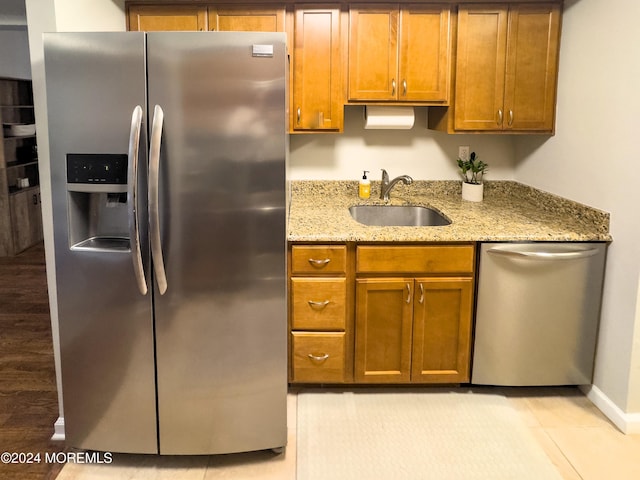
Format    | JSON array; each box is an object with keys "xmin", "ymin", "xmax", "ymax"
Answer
[{"xmin": 359, "ymin": 170, "xmax": 371, "ymax": 199}]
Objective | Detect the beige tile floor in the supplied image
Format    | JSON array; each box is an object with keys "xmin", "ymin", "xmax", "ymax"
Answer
[
  {"xmin": 501, "ymin": 386, "xmax": 640, "ymax": 480},
  {"xmin": 56, "ymin": 387, "xmax": 640, "ymax": 480}
]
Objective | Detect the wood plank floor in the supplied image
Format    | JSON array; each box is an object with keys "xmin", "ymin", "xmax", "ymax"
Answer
[{"xmin": 0, "ymin": 243, "xmax": 65, "ymax": 480}]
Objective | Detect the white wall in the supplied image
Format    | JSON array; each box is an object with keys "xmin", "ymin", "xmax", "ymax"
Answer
[
  {"xmin": 52, "ymin": 0, "xmax": 125, "ymax": 31},
  {"xmin": 290, "ymin": 107, "xmax": 516, "ymax": 180},
  {"xmin": 0, "ymin": 30, "xmax": 31, "ymax": 79},
  {"xmin": 0, "ymin": 0, "xmax": 31, "ymax": 79},
  {"xmin": 514, "ymin": 0, "xmax": 640, "ymax": 420}
]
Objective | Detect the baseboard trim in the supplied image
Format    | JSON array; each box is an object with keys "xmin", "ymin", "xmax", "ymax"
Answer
[
  {"xmin": 51, "ymin": 416, "xmax": 65, "ymax": 441},
  {"xmin": 581, "ymin": 385, "xmax": 640, "ymax": 434}
]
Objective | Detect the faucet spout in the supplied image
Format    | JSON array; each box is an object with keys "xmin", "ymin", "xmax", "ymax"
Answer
[{"xmin": 380, "ymin": 169, "xmax": 413, "ymax": 201}]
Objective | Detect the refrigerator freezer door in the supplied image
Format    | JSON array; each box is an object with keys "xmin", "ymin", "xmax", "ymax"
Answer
[
  {"xmin": 147, "ymin": 32, "xmax": 288, "ymax": 454},
  {"xmin": 44, "ymin": 33, "xmax": 158, "ymax": 453}
]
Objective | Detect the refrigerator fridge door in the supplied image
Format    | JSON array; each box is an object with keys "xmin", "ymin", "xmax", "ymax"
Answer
[
  {"xmin": 147, "ymin": 32, "xmax": 288, "ymax": 454},
  {"xmin": 44, "ymin": 33, "xmax": 157, "ymax": 453}
]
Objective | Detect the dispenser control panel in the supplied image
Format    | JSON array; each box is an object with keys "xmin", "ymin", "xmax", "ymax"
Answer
[{"xmin": 67, "ymin": 154, "xmax": 128, "ymax": 185}]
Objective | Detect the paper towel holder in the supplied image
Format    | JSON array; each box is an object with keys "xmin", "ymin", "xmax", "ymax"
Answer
[{"xmin": 363, "ymin": 105, "xmax": 415, "ymax": 130}]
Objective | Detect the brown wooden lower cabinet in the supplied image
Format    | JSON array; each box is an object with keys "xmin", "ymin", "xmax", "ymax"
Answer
[
  {"xmin": 410, "ymin": 278, "xmax": 474, "ymax": 383},
  {"xmin": 354, "ymin": 277, "xmax": 473, "ymax": 384},
  {"xmin": 291, "ymin": 332, "xmax": 345, "ymax": 383},
  {"xmin": 289, "ymin": 244, "xmax": 349, "ymax": 383},
  {"xmin": 288, "ymin": 242, "xmax": 475, "ymax": 385},
  {"xmin": 354, "ymin": 278, "xmax": 414, "ymax": 383},
  {"xmin": 9, "ymin": 187, "xmax": 43, "ymax": 254}
]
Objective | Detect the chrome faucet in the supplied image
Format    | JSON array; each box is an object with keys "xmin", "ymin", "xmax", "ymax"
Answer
[{"xmin": 380, "ymin": 169, "xmax": 413, "ymax": 201}]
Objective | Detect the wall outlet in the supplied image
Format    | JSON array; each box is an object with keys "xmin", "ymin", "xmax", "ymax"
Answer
[{"xmin": 458, "ymin": 146, "xmax": 470, "ymax": 161}]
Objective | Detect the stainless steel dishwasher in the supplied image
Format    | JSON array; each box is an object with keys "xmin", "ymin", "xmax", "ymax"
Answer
[{"xmin": 472, "ymin": 242, "xmax": 607, "ymax": 386}]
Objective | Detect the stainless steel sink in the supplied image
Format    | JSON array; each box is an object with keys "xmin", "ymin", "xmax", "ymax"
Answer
[{"xmin": 349, "ymin": 205, "xmax": 451, "ymax": 227}]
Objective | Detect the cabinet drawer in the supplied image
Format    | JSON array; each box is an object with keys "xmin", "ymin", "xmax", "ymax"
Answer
[
  {"xmin": 291, "ymin": 332, "xmax": 345, "ymax": 383},
  {"xmin": 291, "ymin": 245, "xmax": 347, "ymax": 275},
  {"xmin": 291, "ymin": 278, "xmax": 346, "ymax": 330},
  {"xmin": 356, "ymin": 245, "xmax": 475, "ymax": 274}
]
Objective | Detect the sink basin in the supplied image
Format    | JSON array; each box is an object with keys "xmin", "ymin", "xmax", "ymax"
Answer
[{"xmin": 349, "ymin": 205, "xmax": 451, "ymax": 227}]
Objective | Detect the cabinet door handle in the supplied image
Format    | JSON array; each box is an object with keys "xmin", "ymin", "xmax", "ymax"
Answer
[
  {"xmin": 308, "ymin": 300, "xmax": 330, "ymax": 309},
  {"xmin": 419, "ymin": 283, "xmax": 424, "ymax": 304},
  {"xmin": 406, "ymin": 282, "xmax": 411, "ymax": 303},
  {"xmin": 308, "ymin": 353, "xmax": 330, "ymax": 362},
  {"xmin": 497, "ymin": 109, "xmax": 503, "ymax": 126},
  {"xmin": 392, "ymin": 79, "xmax": 396, "ymax": 96},
  {"xmin": 402, "ymin": 79, "xmax": 407, "ymax": 96},
  {"xmin": 32, "ymin": 194, "xmax": 38, "ymax": 205},
  {"xmin": 297, "ymin": 107, "xmax": 301, "ymax": 125},
  {"xmin": 508, "ymin": 110, "xmax": 514, "ymax": 126},
  {"xmin": 308, "ymin": 258, "xmax": 331, "ymax": 267}
]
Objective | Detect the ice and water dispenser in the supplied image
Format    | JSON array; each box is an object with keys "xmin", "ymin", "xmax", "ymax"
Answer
[{"xmin": 66, "ymin": 154, "xmax": 131, "ymax": 251}]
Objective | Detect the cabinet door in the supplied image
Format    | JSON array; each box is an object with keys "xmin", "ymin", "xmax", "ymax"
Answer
[
  {"xmin": 355, "ymin": 278, "xmax": 413, "ymax": 383},
  {"xmin": 411, "ymin": 278, "xmax": 473, "ymax": 383},
  {"xmin": 454, "ymin": 6, "xmax": 508, "ymax": 130},
  {"xmin": 128, "ymin": 5, "xmax": 207, "ymax": 31},
  {"xmin": 503, "ymin": 3, "xmax": 561, "ymax": 131},
  {"xmin": 209, "ymin": 6, "xmax": 285, "ymax": 32},
  {"xmin": 293, "ymin": 7, "xmax": 343, "ymax": 131},
  {"xmin": 9, "ymin": 190, "xmax": 31, "ymax": 253},
  {"xmin": 348, "ymin": 6, "xmax": 399, "ymax": 101},
  {"xmin": 28, "ymin": 188, "xmax": 43, "ymax": 244},
  {"xmin": 399, "ymin": 5, "xmax": 451, "ymax": 102}
]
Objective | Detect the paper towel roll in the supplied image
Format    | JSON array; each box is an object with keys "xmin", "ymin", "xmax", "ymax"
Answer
[{"xmin": 364, "ymin": 106, "xmax": 415, "ymax": 129}]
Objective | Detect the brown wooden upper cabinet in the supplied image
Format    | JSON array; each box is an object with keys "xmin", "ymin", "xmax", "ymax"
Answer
[
  {"xmin": 128, "ymin": 5, "xmax": 208, "ymax": 31},
  {"xmin": 348, "ymin": 4, "xmax": 452, "ymax": 103},
  {"xmin": 209, "ymin": 6, "xmax": 285, "ymax": 32},
  {"xmin": 128, "ymin": 4, "xmax": 285, "ymax": 32},
  {"xmin": 453, "ymin": 3, "xmax": 561, "ymax": 132},
  {"xmin": 292, "ymin": 6, "xmax": 343, "ymax": 132}
]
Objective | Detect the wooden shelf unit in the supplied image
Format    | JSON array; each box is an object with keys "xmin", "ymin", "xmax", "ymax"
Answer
[{"xmin": 0, "ymin": 78, "xmax": 43, "ymax": 256}]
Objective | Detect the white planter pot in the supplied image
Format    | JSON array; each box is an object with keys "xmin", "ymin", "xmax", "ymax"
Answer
[{"xmin": 462, "ymin": 182, "xmax": 483, "ymax": 202}]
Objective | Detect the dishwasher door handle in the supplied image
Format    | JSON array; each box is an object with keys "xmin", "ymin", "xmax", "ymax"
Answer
[{"xmin": 487, "ymin": 247, "xmax": 601, "ymax": 260}]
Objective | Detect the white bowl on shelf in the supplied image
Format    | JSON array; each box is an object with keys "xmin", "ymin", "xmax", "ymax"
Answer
[{"xmin": 3, "ymin": 123, "xmax": 36, "ymax": 136}]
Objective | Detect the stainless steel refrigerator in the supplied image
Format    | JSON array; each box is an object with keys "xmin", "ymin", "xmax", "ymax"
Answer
[{"xmin": 43, "ymin": 32, "xmax": 288, "ymax": 455}]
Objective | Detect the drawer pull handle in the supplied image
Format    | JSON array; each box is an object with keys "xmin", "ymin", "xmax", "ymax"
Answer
[
  {"xmin": 308, "ymin": 353, "xmax": 330, "ymax": 362},
  {"xmin": 308, "ymin": 258, "xmax": 331, "ymax": 267},
  {"xmin": 406, "ymin": 283, "xmax": 411, "ymax": 303},
  {"xmin": 308, "ymin": 300, "xmax": 330, "ymax": 309},
  {"xmin": 419, "ymin": 283, "xmax": 424, "ymax": 304}
]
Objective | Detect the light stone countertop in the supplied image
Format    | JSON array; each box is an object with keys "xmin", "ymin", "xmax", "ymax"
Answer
[{"xmin": 287, "ymin": 180, "xmax": 611, "ymax": 243}]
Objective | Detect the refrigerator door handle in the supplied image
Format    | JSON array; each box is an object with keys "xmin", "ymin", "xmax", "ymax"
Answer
[
  {"xmin": 149, "ymin": 105, "xmax": 168, "ymax": 295},
  {"xmin": 127, "ymin": 105, "xmax": 148, "ymax": 295}
]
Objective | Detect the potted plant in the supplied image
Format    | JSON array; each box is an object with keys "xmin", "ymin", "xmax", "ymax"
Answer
[{"xmin": 457, "ymin": 151, "xmax": 488, "ymax": 202}]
